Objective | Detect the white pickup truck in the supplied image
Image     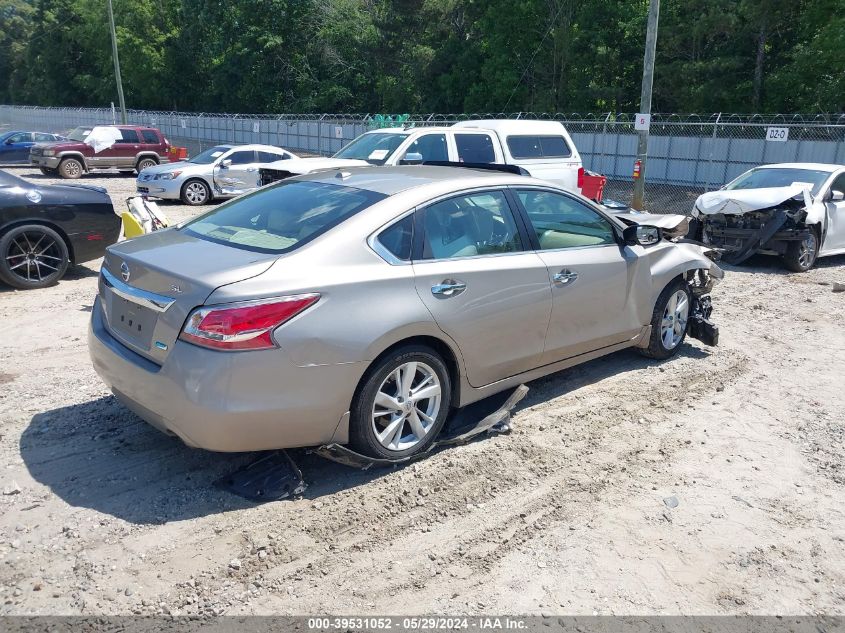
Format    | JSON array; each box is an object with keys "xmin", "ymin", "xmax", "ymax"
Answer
[{"xmin": 260, "ymin": 119, "xmax": 585, "ymax": 193}]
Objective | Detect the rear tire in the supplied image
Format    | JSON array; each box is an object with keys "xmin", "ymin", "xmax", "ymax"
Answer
[
  {"xmin": 0, "ymin": 224, "xmax": 69, "ymax": 289},
  {"xmin": 638, "ymin": 278, "xmax": 691, "ymax": 360},
  {"xmin": 58, "ymin": 157, "xmax": 83, "ymax": 179},
  {"xmin": 135, "ymin": 157, "xmax": 158, "ymax": 174},
  {"xmin": 349, "ymin": 345, "xmax": 452, "ymax": 459},
  {"xmin": 783, "ymin": 227, "xmax": 819, "ymax": 272}
]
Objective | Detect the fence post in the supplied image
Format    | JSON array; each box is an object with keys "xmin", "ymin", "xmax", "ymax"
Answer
[
  {"xmin": 704, "ymin": 112, "xmax": 721, "ymax": 192},
  {"xmin": 599, "ymin": 111, "xmax": 611, "ymax": 175}
]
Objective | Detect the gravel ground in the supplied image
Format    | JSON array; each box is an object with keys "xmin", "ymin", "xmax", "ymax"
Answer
[{"xmin": 0, "ymin": 166, "xmax": 844, "ymax": 616}]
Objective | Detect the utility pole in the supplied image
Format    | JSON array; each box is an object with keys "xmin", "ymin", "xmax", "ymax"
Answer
[
  {"xmin": 107, "ymin": 0, "xmax": 127, "ymax": 124},
  {"xmin": 632, "ymin": 0, "xmax": 660, "ymax": 211}
]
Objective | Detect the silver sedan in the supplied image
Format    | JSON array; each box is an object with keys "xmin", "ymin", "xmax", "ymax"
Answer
[
  {"xmin": 90, "ymin": 166, "xmax": 722, "ymax": 458},
  {"xmin": 136, "ymin": 144, "xmax": 298, "ymax": 205}
]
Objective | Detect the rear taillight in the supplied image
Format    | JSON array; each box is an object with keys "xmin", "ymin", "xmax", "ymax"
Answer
[
  {"xmin": 577, "ymin": 166, "xmax": 585, "ymax": 189},
  {"xmin": 179, "ymin": 294, "xmax": 320, "ymax": 351}
]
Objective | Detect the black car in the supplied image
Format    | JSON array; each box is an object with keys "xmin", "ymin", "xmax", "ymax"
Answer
[{"xmin": 0, "ymin": 169, "xmax": 119, "ymax": 289}]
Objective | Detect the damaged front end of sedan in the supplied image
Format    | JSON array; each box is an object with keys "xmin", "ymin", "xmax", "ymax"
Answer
[
  {"xmin": 691, "ymin": 185, "xmax": 818, "ymax": 267},
  {"xmin": 613, "ymin": 211, "xmax": 722, "ymax": 348}
]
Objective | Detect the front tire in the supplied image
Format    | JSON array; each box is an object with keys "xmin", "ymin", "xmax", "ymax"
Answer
[
  {"xmin": 181, "ymin": 179, "xmax": 211, "ymax": 205},
  {"xmin": 58, "ymin": 157, "xmax": 83, "ymax": 179},
  {"xmin": 349, "ymin": 345, "xmax": 452, "ymax": 459},
  {"xmin": 0, "ymin": 224, "xmax": 69, "ymax": 289},
  {"xmin": 638, "ymin": 278, "xmax": 691, "ymax": 360},
  {"xmin": 783, "ymin": 227, "xmax": 819, "ymax": 272}
]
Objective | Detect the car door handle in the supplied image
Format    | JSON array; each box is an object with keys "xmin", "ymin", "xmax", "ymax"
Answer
[
  {"xmin": 431, "ymin": 279, "xmax": 466, "ymax": 297},
  {"xmin": 553, "ymin": 269, "xmax": 578, "ymax": 286}
]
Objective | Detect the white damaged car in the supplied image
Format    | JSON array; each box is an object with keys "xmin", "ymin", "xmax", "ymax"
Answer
[{"xmin": 691, "ymin": 163, "xmax": 845, "ymax": 271}]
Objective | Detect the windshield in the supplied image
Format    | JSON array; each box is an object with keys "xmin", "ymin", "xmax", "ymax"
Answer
[
  {"xmin": 333, "ymin": 132, "xmax": 408, "ymax": 164},
  {"xmin": 182, "ymin": 180, "xmax": 387, "ymax": 253},
  {"xmin": 726, "ymin": 168, "xmax": 831, "ymax": 196},
  {"xmin": 189, "ymin": 146, "xmax": 231, "ymax": 164},
  {"xmin": 66, "ymin": 126, "xmax": 93, "ymax": 142}
]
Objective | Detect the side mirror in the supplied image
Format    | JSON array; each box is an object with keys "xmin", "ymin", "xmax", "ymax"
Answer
[
  {"xmin": 220, "ymin": 159, "xmax": 232, "ymax": 169},
  {"xmin": 829, "ymin": 189, "xmax": 844, "ymax": 202},
  {"xmin": 400, "ymin": 152, "xmax": 424, "ymax": 165},
  {"xmin": 623, "ymin": 224, "xmax": 662, "ymax": 247}
]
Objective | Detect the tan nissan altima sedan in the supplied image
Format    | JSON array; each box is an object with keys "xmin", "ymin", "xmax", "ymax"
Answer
[{"xmin": 88, "ymin": 166, "xmax": 723, "ymax": 459}]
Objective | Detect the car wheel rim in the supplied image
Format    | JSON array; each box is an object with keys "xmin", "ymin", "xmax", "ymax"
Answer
[
  {"xmin": 186, "ymin": 183, "xmax": 206, "ymax": 203},
  {"xmin": 798, "ymin": 234, "xmax": 816, "ymax": 269},
  {"xmin": 65, "ymin": 162, "xmax": 80, "ymax": 176},
  {"xmin": 5, "ymin": 230, "xmax": 63, "ymax": 284},
  {"xmin": 371, "ymin": 361, "xmax": 442, "ymax": 452},
  {"xmin": 140, "ymin": 161, "xmax": 154, "ymax": 171},
  {"xmin": 660, "ymin": 289, "xmax": 689, "ymax": 350}
]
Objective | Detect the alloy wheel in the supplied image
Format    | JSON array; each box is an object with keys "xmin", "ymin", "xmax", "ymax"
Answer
[
  {"xmin": 371, "ymin": 361, "xmax": 442, "ymax": 452},
  {"xmin": 797, "ymin": 233, "xmax": 817, "ymax": 270},
  {"xmin": 4, "ymin": 229, "xmax": 64, "ymax": 285},
  {"xmin": 184, "ymin": 182, "xmax": 208, "ymax": 204},
  {"xmin": 660, "ymin": 289, "xmax": 689, "ymax": 350}
]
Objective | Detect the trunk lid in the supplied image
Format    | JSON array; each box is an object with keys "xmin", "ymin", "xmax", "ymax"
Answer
[{"xmin": 99, "ymin": 228, "xmax": 278, "ymax": 364}]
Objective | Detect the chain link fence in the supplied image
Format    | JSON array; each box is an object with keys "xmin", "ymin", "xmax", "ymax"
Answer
[{"xmin": 2, "ymin": 105, "xmax": 844, "ymax": 214}]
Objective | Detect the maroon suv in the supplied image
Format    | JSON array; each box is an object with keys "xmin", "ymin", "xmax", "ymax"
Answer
[{"xmin": 30, "ymin": 125, "xmax": 170, "ymax": 179}]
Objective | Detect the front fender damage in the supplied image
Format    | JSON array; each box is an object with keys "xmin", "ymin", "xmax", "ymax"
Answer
[{"xmin": 686, "ymin": 262, "xmax": 722, "ymax": 347}]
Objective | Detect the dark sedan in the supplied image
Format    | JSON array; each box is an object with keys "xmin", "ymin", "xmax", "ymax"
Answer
[{"xmin": 0, "ymin": 169, "xmax": 119, "ymax": 289}]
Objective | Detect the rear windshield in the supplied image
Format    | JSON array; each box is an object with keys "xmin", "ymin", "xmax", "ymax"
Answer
[
  {"xmin": 182, "ymin": 180, "xmax": 387, "ymax": 253},
  {"xmin": 726, "ymin": 168, "xmax": 831, "ymax": 195},
  {"xmin": 507, "ymin": 135, "xmax": 572, "ymax": 159}
]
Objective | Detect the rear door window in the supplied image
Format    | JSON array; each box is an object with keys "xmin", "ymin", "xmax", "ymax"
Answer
[
  {"xmin": 507, "ymin": 135, "xmax": 571, "ymax": 159},
  {"xmin": 421, "ymin": 190, "xmax": 523, "ymax": 259},
  {"xmin": 141, "ymin": 130, "xmax": 160, "ymax": 144},
  {"xmin": 117, "ymin": 129, "xmax": 140, "ymax": 143},
  {"xmin": 455, "ymin": 134, "xmax": 496, "ymax": 163},
  {"xmin": 257, "ymin": 150, "xmax": 289, "ymax": 163}
]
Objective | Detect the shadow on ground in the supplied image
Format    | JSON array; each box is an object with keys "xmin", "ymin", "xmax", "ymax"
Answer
[{"xmin": 21, "ymin": 343, "xmax": 710, "ymax": 525}]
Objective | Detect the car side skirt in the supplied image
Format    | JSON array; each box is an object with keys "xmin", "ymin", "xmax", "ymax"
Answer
[{"xmin": 456, "ymin": 326, "xmax": 650, "ymax": 408}]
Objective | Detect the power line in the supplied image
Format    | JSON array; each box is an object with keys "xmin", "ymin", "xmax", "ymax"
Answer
[
  {"xmin": 502, "ymin": 1, "xmax": 569, "ymax": 111},
  {"xmin": 0, "ymin": 13, "xmax": 78, "ymax": 52}
]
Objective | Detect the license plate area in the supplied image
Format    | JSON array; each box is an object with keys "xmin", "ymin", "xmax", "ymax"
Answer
[{"xmin": 108, "ymin": 295, "xmax": 157, "ymax": 350}]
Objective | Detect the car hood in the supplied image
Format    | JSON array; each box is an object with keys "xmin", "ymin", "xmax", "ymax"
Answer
[
  {"xmin": 693, "ymin": 185, "xmax": 814, "ymax": 217},
  {"xmin": 32, "ymin": 140, "xmax": 86, "ymax": 151},
  {"xmin": 264, "ymin": 156, "xmax": 371, "ymax": 175},
  {"xmin": 138, "ymin": 161, "xmax": 206, "ymax": 177}
]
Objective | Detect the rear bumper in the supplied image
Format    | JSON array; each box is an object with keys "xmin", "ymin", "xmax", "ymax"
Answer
[{"xmin": 88, "ymin": 297, "xmax": 360, "ymax": 452}]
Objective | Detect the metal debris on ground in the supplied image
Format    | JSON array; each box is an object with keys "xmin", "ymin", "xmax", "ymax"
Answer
[
  {"xmin": 314, "ymin": 385, "xmax": 528, "ymax": 470},
  {"xmin": 214, "ymin": 450, "xmax": 306, "ymax": 502}
]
